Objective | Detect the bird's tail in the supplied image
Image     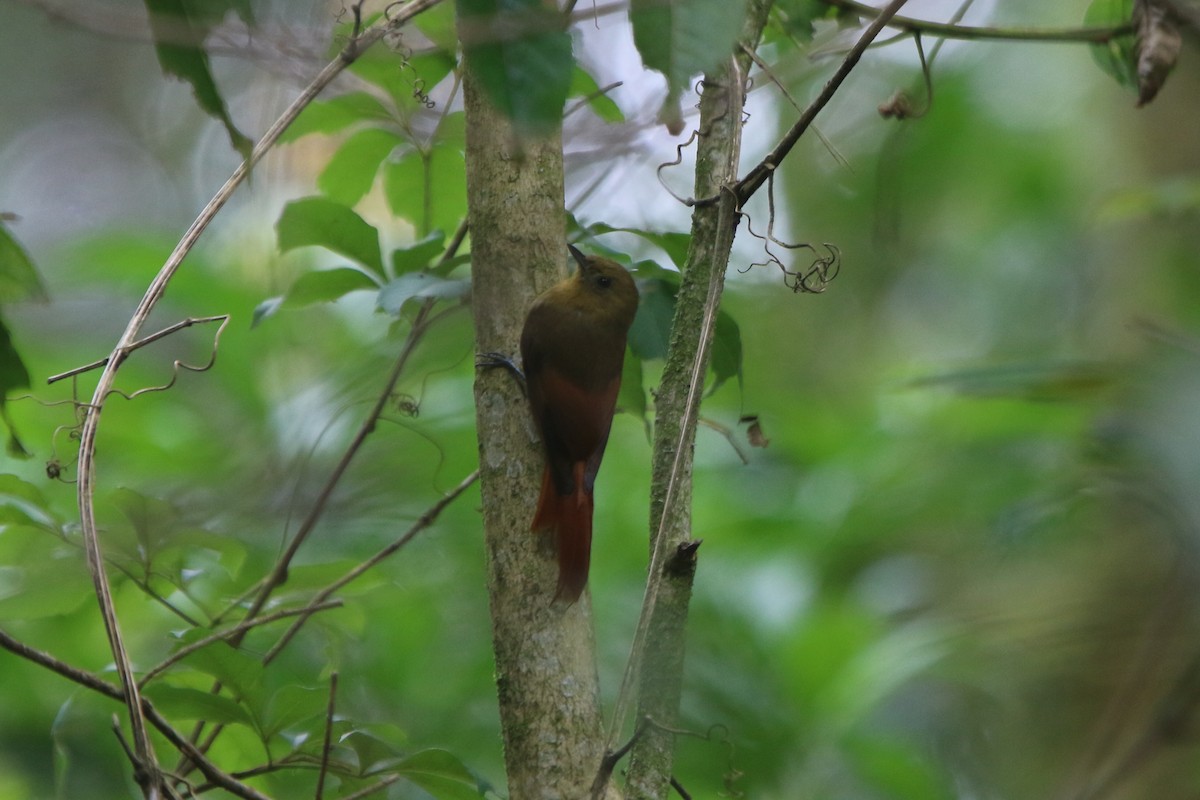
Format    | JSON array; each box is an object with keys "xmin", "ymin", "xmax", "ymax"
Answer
[{"xmin": 531, "ymin": 466, "xmax": 593, "ymax": 603}]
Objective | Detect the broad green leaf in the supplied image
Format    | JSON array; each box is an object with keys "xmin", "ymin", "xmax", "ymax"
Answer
[
  {"xmin": 277, "ymin": 560, "xmax": 388, "ymax": 595},
  {"xmin": 628, "ymin": 277, "xmax": 677, "ymax": 361},
  {"xmin": 383, "ymin": 117, "xmax": 468, "ymax": 236},
  {"xmin": 709, "ymin": 306, "xmax": 743, "ymax": 395},
  {"xmin": 391, "ymin": 231, "xmax": 447, "ymax": 275},
  {"xmin": 0, "ymin": 556, "xmax": 91, "ymax": 620},
  {"xmin": 1085, "ymin": 0, "xmax": 1136, "ymax": 92},
  {"xmin": 627, "ymin": 276, "xmax": 743, "ymax": 394},
  {"xmin": 0, "ymin": 221, "xmax": 48, "ymax": 302},
  {"xmin": 396, "ymin": 749, "xmax": 485, "ymax": 800},
  {"xmin": 0, "ymin": 315, "xmax": 31, "ymax": 457},
  {"xmin": 618, "ymin": 349, "xmax": 650, "ymax": 440},
  {"xmin": 142, "ymin": 684, "xmax": 253, "ymax": 725},
  {"xmin": 179, "ymin": 0, "xmax": 253, "ymax": 27},
  {"xmin": 630, "ymin": 0, "xmax": 747, "ymax": 127},
  {"xmin": 180, "ymin": 641, "xmax": 265, "ymax": 699},
  {"xmin": 260, "ymin": 684, "xmax": 327, "ymax": 739},
  {"xmin": 582, "ymin": 222, "xmax": 692, "ymax": 268},
  {"xmin": 767, "ymin": 0, "xmax": 837, "ymax": 44},
  {"xmin": 569, "ymin": 67, "xmax": 624, "ymax": 122},
  {"xmin": 110, "ymin": 486, "xmax": 177, "ymax": 559},
  {"xmin": 351, "ymin": 48, "xmax": 457, "ymax": 116},
  {"xmin": 281, "ymin": 268, "xmax": 379, "ymax": 309},
  {"xmin": 276, "ymin": 197, "xmax": 384, "ymax": 276},
  {"xmin": 0, "ymin": 474, "xmax": 53, "ymax": 523},
  {"xmin": 456, "ymin": 0, "xmax": 574, "ymax": 134},
  {"xmin": 143, "ymin": 0, "xmax": 252, "ymax": 157},
  {"xmin": 415, "ymin": 2, "xmax": 459, "ymax": 52},
  {"xmin": 318, "ymin": 128, "xmax": 404, "ymax": 206},
  {"xmin": 280, "ymin": 92, "xmax": 395, "ymax": 143},
  {"xmin": 378, "ymin": 273, "xmax": 469, "ymax": 316},
  {"xmin": 339, "ymin": 724, "xmax": 409, "ymax": 773}
]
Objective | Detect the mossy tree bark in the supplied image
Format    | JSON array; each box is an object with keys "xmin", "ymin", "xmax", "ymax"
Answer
[
  {"xmin": 625, "ymin": 2, "xmax": 774, "ymax": 797},
  {"xmin": 462, "ymin": 52, "xmax": 616, "ymax": 800}
]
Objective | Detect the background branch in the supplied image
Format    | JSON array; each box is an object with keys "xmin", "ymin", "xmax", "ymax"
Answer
[
  {"xmin": 613, "ymin": 3, "xmax": 774, "ymax": 795},
  {"xmin": 737, "ymin": 0, "xmax": 911, "ymax": 204},
  {"xmin": 64, "ymin": 1, "xmax": 443, "ymax": 794},
  {"xmin": 825, "ymin": 0, "xmax": 1134, "ymax": 42}
]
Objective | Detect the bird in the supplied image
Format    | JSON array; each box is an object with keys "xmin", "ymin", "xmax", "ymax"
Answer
[{"xmin": 519, "ymin": 245, "xmax": 639, "ymax": 602}]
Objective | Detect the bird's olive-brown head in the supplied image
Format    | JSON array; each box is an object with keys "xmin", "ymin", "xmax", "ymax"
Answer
[{"xmin": 566, "ymin": 245, "xmax": 639, "ymax": 331}]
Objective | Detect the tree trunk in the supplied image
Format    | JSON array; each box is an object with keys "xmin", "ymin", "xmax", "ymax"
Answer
[
  {"xmin": 625, "ymin": 2, "xmax": 773, "ymax": 796},
  {"xmin": 462, "ymin": 55, "xmax": 612, "ymax": 800}
]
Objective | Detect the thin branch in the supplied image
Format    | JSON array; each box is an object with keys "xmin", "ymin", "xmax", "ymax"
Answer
[
  {"xmin": 315, "ymin": 672, "xmax": 338, "ymax": 800},
  {"xmin": 669, "ymin": 776, "xmax": 692, "ymax": 800},
  {"xmin": 565, "ymin": 80, "xmax": 624, "ymax": 118},
  {"xmin": 736, "ymin": 0, "xmax": 911, "ymax": 204},
  {"xmin": 177, "ymin": 299, "xmax": 445, "ymax": 774},
  {"xmin": 59, "ymin": 3, "xmax": 442, "ymax": 792},
  {"xmin": 590, "ymin": 717, "xmax": 649, "ymax": 797},
  {"xmin": 338, "ymin": 775, "xmax": 401, "ymax": 800},
  {"xmin": 825, "ymin": 0, "xmax": 1135, "ymax": 43},
  {"xmin": 0, "ymin": 628, "xmax": 272, "ymax": 800},
  {"xmin": 138, "ymin": 600, "xmax": 343, "ymax": 688},
  {"xmin": 46, "ymin": 315, "xmax": 229, "ymax": 385},
  {"xmin": 242, "ymin": 295, "xmax": 439, "ymax": 625},
  {"xmin": 0, "ymin": 626, "xmax": 122, "ymax": 696},
  {"xmin": 262, "ymin": 468, "xmax": 480, "ymax": 664}
]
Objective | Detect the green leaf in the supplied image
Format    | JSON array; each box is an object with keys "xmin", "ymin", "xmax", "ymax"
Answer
[
  {"xmin": 628, "ymin": 277, "xmax": 677, "ymax": 361},
  {"xmin": 582, "ymin": 222, "xmax": 692, "ymax": 268},
  {"xmin": 0, "ymin": 315, "xmax": 32, "ymax": 457},
  {"xmin": 351, "ymin": 48, "xmax": 457, "ymax": 115},
  {"xmin": 260, "ymin": 684, "xmax": 327, "ymax": 739},
  {"xmin": 618, "ymin": 350, "xmax": 650, "ymax": 440},
  {"xmin": 630, "ymin": 0, "xmax": 747, "ymax": 124},
  {"xmin": 110, "ymin": 487, "xmax": 177, "ymax": 560},
  {"xmin": 282, "ymin": 268, "xmax": 380, "ymax": 309},
  {"xmin": 415, "ymin": 2, "xmax": 459, "ymax": 52},
  {"xmin": 383, "ymin": 115, "xmax": 468, "ymax": 236},
  {"xmin": 377, "ymin": 273, "xmax": 469, "ymax": 316},
  {"xmin": 318, "ymin": 128, "xmax": 404, "ymax": 206},
  {"xmin": 180, "ymin": 641, "xmax": 265, "ymax": 699},
  {"xmin": 0, "ymin": 474, "xmax": 52, "ymax": 520},
  {"xmin": 1085, "ymin": 0, "xmax": 1137, "ymax": 92},
  {"xmin": 0, "ymin": 556, "xmax": 91, "ymax": 620},
  {"xmin": 276, "ymin": 197, "xmax": 384, "ymax": 276},
  {"xmin": 456, "ymin": 0, "xmax": 574, "ymax": 134},
  {"xmin": 709, "ymin": 307, "xmax": 743, "ymax": 395},
  {"xmin": 569, "ymin": 66, "xmax": 624, "ymax": 122},
  {"xmin": 396, "ymin": 749, "xmax": 485, "ymax": 800},
  {"xmin": 0, "ymin": 221, "xmax": 48, "ymax": 302},
  {"xmin": 627, "ymin": 275, "xmax": 742, "ymax": 394},
  {"xmin": 339, "ymin": 724, "xmax": 409, "ymax": 773},
  {"xmin": 142, "ymin": 0, "xmax": 252, "ymax": 157},
  {"xmin": 281, "ymin": 92, "xmax": 395, "ymax": 143},
  {"xmin": 768, "ymin": 0, "xmax": 835, "ymax": 44},
  {"xmin": 391, "ymin": 231, "xmax": 447, "ymax": 275},
  {"xmin": 142, "ymin": 684, "xmax": 253, "ymax": 725}
]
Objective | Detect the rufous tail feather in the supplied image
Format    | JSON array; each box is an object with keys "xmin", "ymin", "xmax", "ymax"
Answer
[{"xmin": 531, "ymin": 466, "xmax": 594, "ymax": 603}]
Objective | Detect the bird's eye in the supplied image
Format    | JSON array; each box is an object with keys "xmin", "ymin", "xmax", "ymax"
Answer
[{"xmin": 596, "ymin": 276, "xmax": 612, "ymax": 288}]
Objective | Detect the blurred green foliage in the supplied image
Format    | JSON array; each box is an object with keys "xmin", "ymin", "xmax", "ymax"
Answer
[{"xmin": 2, "ymin": 0, "xmax": 1200, "ymax": 798}]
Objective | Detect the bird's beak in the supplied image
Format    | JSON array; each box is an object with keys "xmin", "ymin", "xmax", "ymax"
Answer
[{"xmin": 568, "ymin": 244, "xmax": 588, "ymax": 272}]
